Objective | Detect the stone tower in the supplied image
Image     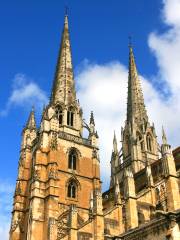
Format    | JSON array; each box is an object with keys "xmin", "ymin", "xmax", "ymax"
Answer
[
  {"xmin": 109, "ymin": 45, "xmax": 180, "ymax": 238},
  {"xmin": 122, "ymin": 45, "xmax": 158, "ymax": 173},
  {"xmin": 9, "ymin": 13, "xmax": 102, "ymax": 240}
]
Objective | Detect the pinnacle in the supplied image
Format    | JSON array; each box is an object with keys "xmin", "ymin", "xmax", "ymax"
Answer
[
  {"xmin": 162, "ymin": 126, "xmax": 167, "ymax": 145},
  {"xmin": 113, "ymin": 131, "xmax": 118, "ymax": 154},
  {"xmin": 90, "ymin": 111, "xmax": 95, "ymax": 125},
  {"xmin": 26, "ymin": 107, "xmax": 36, "ymax": 130}
]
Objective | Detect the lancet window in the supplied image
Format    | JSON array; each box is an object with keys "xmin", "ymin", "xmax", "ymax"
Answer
[
  {"xmin": 68, "ymin": 150, "xmax": 77, "ymax": 170},
  {"xmin": 67, "ymin": 107, "xmax": 74, "ymax": 127},
  {"xmin": 55, "ymin": 106, "xmax": 63, "ymax": 126},
  {"xmin": 67, "ymin": 181, "xmax": 76, "ymax": 198},
  {"xmin": 146, "ymin": 134, "xmax": 152, "ymax": 152}
]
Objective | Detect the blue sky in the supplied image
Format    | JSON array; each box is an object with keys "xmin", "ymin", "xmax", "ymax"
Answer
[
  {"xmin": 0, "ymin": 0, "xmax": 162, "ymax": 181},
  {"xmin": 1, "ymin": 0, "xmax": 180, "ymax": 238}
]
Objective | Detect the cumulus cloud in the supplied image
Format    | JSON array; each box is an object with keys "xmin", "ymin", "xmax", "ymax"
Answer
[
  {"xmin": 0, "ymin": 180, "xmax": 14, "ymax": 240},
  {"xmin": 77, "ymin": 0, "xmax": 180, "ymax": 190},
  {"xmin": 77, "ymin": 61, "xmax": 128, "ymax": 189},
  {"xmin": 148, "ymin": 0, "xmax": 180, "ymax": 146},
  {"xmin": 0, "ymin": 74, "xmax": 48, "ymax": 116}
]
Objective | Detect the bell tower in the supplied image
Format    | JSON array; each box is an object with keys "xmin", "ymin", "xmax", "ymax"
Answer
[{"xmin": 9, "ymin": 12, "xmax": 102, "ymax": 240}]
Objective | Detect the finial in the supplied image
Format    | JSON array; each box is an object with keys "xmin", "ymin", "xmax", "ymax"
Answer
[
  {"xmin": 128, "ymin": 35, "xmax": 133, "ymax": 49},
  {"xmin": 90, "ymin": 111, "xmax": 95, "ymax": 125}
]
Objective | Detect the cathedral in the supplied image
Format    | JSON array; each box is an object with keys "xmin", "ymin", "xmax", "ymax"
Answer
[{"xmin": 9, "ymin": 13, "xmax": 180, "ymax": 240}]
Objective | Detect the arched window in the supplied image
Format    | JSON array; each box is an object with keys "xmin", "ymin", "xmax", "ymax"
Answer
[
  {"xmin": 68, "ymin": 150, "xmax": 77, "ymax": 170},
  {"xmin": 67, "ymin": 108, "xmax": 74, "ymax": 127},
  {"xmin": 136, "ymin": 132, "xmax": 144, "ymax": 151},
  {"xmin": 55, "ymin": 106, "xmax": 63, "ymax": 126},
  {"xmin": 67, "ymin": 181, "xmax": 76, "ymax": 198},
  {"xmin": 146, "ymin": 134, "xmax": 152, "ymax": 152}
]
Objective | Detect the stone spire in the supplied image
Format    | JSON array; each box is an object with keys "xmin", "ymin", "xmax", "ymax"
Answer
[
  {"xmin": 113, "ymin": 131, "xmax": 118, "ymax": 154},
  {"xmin": 127, "ymin": 45, "xmax": 148, "ymax": 125},
  {"xmin": 50, "ymin": 12, "xmax": 76, "ymax": 105},
  {"xmin": 162, "ymin": 126, "xmax": 167, "ymax": 145},
  {"xmin": 26, "ymin": 107, "xmax": 36, "ymax": 130}
]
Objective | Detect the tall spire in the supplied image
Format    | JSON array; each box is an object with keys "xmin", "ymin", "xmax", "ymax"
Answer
[
  {"xmin": 50, "ymin": 12, "xmax": 76, "ymax": 105},
  {"xmin": 113, "ymin": 131, "xmax": 118, "ymax": 154},
  {"xmin": 127, "ymin": 45, "xmax": 148, "ymax": 124},
  {"xmin": 26, "ymin": 107, "xmax": 36, "ymax": 130}
]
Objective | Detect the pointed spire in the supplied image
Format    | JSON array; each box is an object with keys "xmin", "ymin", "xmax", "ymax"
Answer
[
  {"xmin": 127, "ymin": 45, "xmax": 148, "ymax": 125},
  {"xmin": 50, "ymin": 12, "xmax": 76, "ymax": 105},
  {"xmin": 162, "ymin": 126, "xmax": 167, "ymax": 145},
  {"xmin": 113, "ymin": 131, "xmax": 118, "ymax": 154},
  {"xmin": 90, "ymin": 111, "xmax": 95, "ymax": 125},
  {"xmin": 26, "ymin": 107, "xmax": 36, "ymax": 130}
]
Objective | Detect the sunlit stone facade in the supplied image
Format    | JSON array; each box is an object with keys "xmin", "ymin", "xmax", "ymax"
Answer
[{"xmin": 9, "ymin": 13, "xmax": 180, "ymax": 240}]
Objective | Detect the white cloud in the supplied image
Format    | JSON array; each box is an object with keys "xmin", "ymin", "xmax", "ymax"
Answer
[
  {"xmin": 148, "ymin": 0, "xmax": 180, "ymax": 145},
  {"xmin": 162, "ymin": 0, "xmax": 180, "ymax": 27},
  {"xmin": 0, "ymin": 74, "xmax": 48, "ymax": 116},
  {"xmin": 76, "ymin": 0, "xmax": 180, "ymax": 190},
  {"xmin": 0, "ymin": 180, "xmax": 14, "ymax": 240},
  {"xmin": 77, "ymin": 61, "xmax": 128, "ymax": 189}
]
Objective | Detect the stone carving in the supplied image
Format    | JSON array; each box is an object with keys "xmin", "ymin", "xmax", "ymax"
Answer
[
  {"xmin": 57, "ymin": 211, "xmax": 69, "ymax": 239},
  {"xmin": 33, "ymin": 168, "xmax": 40, "ymax": 181},
  {"xmin": 49, "ymin": 166, "xmax": 58, "ymax": 180},
  {"xmin": 59, "ymin": 131, "xmax": 91, "ymax": 146},
  {"xmin": 50, "ymin": 133, "xmax": 58, "ymax": 151}
]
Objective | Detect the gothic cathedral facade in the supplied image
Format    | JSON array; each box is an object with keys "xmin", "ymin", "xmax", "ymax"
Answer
[{"xmin": 9, "ymin": 13, "xmax": 180, "ymax": 240}]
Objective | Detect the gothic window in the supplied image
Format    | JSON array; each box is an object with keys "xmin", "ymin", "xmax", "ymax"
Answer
[
  {"xmin": 67, "ymin": 181, "xmax": 76, "ymax": 198},
  {"xmin": 146, "ymin": 134, "xmax": 152, "ymax": 152},
  {"xmin": 67, "ymin": 108, "xmax": 74, "ymax": 127},
  {"xmin": 68, "ymin": 150, "xmax": 77, "ymax": 170},
  {"xmin": 55, "ymin": 106, "xmax": 63, "ymax": 126},
  {"xmin": 136, "ymin": 132, "xmax": 144, "ymax": 151}
]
